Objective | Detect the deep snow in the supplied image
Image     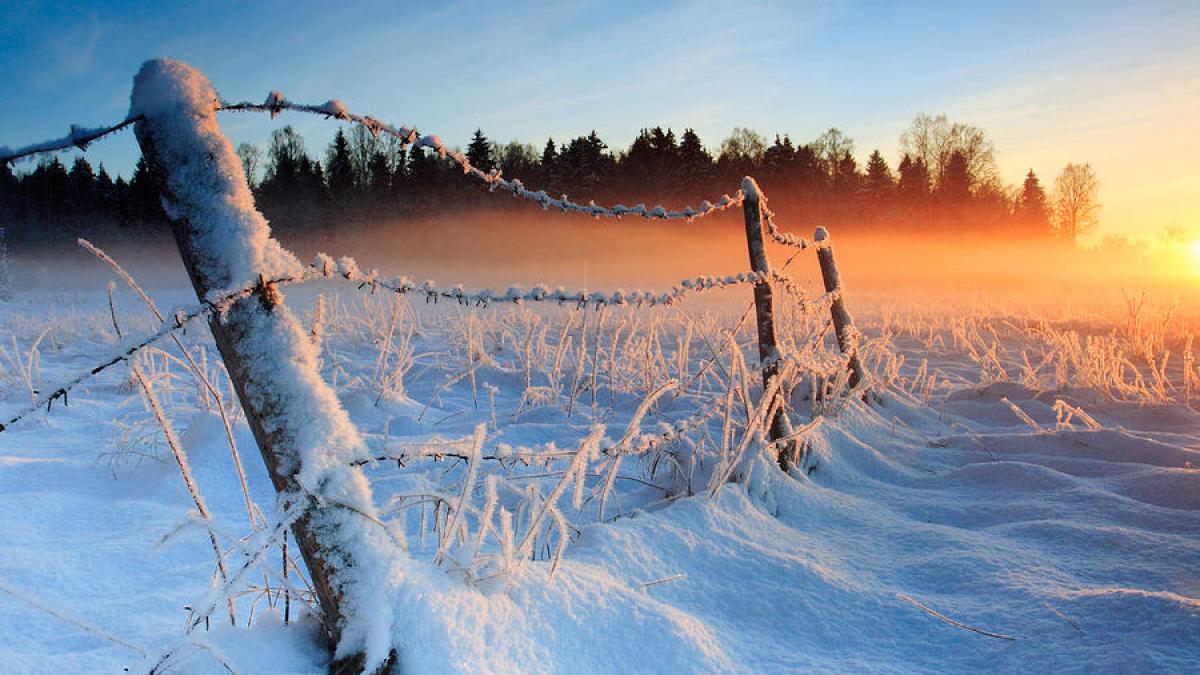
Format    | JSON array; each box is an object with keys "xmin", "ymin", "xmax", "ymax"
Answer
[{"xmin": 0, "ymin": 274, "xmax": 1197, "ymax": 674}]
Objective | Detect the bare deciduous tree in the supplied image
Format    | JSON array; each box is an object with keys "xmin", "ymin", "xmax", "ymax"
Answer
[
  {"xmin": 1052, "ymin": 162, "xmax": 1100, "ymax": 244},
  {"xmin": 812, "ymin": 127, "xmax": 854, "ymax": 178},
  {"xmin": 900, "ymin": 113, "xmax": 998, "ymax": 193},
  {"xmin": 717, "ymin": 127, "xmax": 767, "ymax": 180},
  {"xmin": 236, "ymin": 143, "xmax": 262, "ymax": 188},
  {"xmin": 719, "ymin": 127, "xmax": 767, "ymax": 164}
]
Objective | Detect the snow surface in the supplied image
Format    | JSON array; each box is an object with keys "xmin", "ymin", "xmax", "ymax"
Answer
[{"xmin": 0, "ymin": 279, "xmax": 1197, "ymax": 673}]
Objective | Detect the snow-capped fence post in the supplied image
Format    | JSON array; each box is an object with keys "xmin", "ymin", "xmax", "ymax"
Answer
[
  {"xmin": 741, "ymin": 177, "xmax": 792, "ymax": 471},
  {"xmin": 814, "ymin": 227, "xmax": 864, "ymax": 389},
  {"xmin": 130, "ymin": 59, "xmax": 394, "ymax": 674}
]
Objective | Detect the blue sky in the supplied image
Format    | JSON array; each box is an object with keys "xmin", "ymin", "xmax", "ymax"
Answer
[{"xmin": 1, "ymin": 0, "xmax": 1197, "ymax": 236}]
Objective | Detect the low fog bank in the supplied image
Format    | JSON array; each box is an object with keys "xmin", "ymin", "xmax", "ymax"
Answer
[{"xmin": 6, "ymin": 209, "xmax": 1194, "ymax": 312}]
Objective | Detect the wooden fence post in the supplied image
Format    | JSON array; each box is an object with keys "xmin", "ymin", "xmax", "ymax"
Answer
[
  {"xmin": 814, "ymin": 227, "xmax": 865, "ymax": 389},
  {"xmin": 741, "ymin": 177, "xmax": 792, "ymax": 471},
  {"xmin": 131, "ymin": 59, "xmax": 390, "ymax": 675}
]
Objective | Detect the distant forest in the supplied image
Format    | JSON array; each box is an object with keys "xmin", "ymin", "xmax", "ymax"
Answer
[{"xmin": 0, "ymin": 113, "xmax": 1099, "ymax": 247}]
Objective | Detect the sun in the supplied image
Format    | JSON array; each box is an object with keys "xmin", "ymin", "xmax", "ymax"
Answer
[{"xmin": 1190, "ymin": 239, "xmax": 1200, "ymax": 266}]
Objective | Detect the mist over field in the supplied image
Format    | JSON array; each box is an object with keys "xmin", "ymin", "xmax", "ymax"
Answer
[{"xmin": 12, "ymin": 208, "xmax": 1195, "ymax": 315}]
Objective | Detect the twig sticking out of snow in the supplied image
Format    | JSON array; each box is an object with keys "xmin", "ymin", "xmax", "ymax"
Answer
[
  {"xmin": 80, "ymin": 238, "xmax": 263, "ymax": 530},
  {"xmin": 131, "ymin": 366, "xmax": 237, "ymax": 626},
  {"xmin": 640, "ymin": 574, "xmax": 687, "ymax": 588},
  {"xmin": 896, "ymin": 593, "xmax": 1016, "ymax": 641},
  {"xmin": 1000, "ymin": 396, "xmax": 1044, "ymax": 433},
  {"xmin": 149, "ymin": 507, "xmax": 304, "ymax": 674}
]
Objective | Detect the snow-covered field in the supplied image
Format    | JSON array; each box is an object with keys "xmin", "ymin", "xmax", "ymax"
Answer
[{"xmin": 0, "ymin": 261, "xmax": 1197, "ymax": 674}]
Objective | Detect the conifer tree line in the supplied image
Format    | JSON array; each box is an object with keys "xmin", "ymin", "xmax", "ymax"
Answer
[{"xmin": 0, "ymin": 113, "xmax": 1100, "ymax": 246}]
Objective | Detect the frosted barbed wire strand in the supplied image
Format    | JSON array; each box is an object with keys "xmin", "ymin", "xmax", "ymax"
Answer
[
  {"xmin": 0, "ymin": 116, "xmax": 144, "ymax": 165},
  {"xmin": 221, "ymin": 94, "xmax": 747, "ymax": 222},
  {"xmin": 0, "ymin": 251, "xmax": 818, "ymax": 434},
  {"xmin": 312, "ymin": 253, "xmax": 802, "ymax": 308},
  {"xmin": 237, "ymin": 93, "xmax": 812, "ymax": 246},
  {"xmin": 0, "ymin": 97, "xmax": 816, "ymax": 247},
  {"xmin": 762, "ymin": 202, "xmax": 813, "ymax": 250},
  {"xmin": 0, "ymin": 105, "xmax": 734, "ymax": 222},
  {"xmin": 0, "ymin": 273, "xmax": 311, "ymax": 433}
]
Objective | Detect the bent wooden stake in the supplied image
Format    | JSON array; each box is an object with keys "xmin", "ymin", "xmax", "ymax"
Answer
[
  {"xmin": 131, "ymin": 58, "xmax": 393, "ymax": 675},
  {"xmin": 741, "ymin": 177, "xmax": 793, "ymax": 471},
  {"xmin": 815, "ymin": 227, "xmax": 865, "ymax": 390}
]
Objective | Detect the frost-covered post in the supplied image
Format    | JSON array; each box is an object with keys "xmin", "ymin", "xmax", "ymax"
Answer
[
  {"xmin": 814, "ymin": 227, "xmax": 864, "ymax": 388},
  {"xmin": 741, "ymin": 177, "xmax": 791, "ymax": 470},
  {"xmin": 130, "ymin": 59, "xmax": 395, "ymax": 674}
]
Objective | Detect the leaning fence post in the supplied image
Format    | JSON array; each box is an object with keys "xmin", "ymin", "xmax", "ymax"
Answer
[
  {"xmin": 814, "ymin": 227, "xmax": 865, "ymax": 389},
  {"xmin": 131, "ymin": 59, "xmax": 392, "ymax": 675},
  {"xmin": 741, "ymin": 177, "xmax": 791, "ymax": 470}
]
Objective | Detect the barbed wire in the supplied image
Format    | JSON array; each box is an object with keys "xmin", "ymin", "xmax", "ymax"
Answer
[
  {"xmin": 0, "ymin": 245, "xmax": 827, "ymax": 435},
  {"xmin": 311, "ymin": 253, "xmax": 804, "ymax": 308},
  {"xmin": 0, "ymin": 116, "xmax": 144, "ymax": 166},
  {"xmin": 0, "ymin": 92, "xmax": 817, "ymax": 251},
  {"xmin": 0, "ymin": 273, "xmax": 309, "ymax": 434},
  {"xmin": 221, "ymin": 94, "xmax": 750, "ymax": 223},
  {"xmin": 762, "ymin": 202, "xmax": 812, "ymax": 250}
]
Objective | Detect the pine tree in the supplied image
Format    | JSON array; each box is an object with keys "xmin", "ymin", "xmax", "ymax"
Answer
[
  {"xmin": 648, "ymin": 126, "xmax": 679, "ymax": 194},
  {"xmin": 560, "ymin": 132, "xmax": 612, "ymax": 198},
  {"xmin": 897, "ymin": 154, "xmax": 930, "ymax": 199},
  {"xmin": 540, "ymin": 138, "xmax": 560, "ymax": 192},
  {"xmin": 67, "ymin": 157, "xmax": 96, "ymax": 213},
  {"xmin": 763, "ymin": 135, "xmax": 797, "ymax": 180},
  {"xmin": 95, "ymin": 165, "xmax": 116, "ymax": 212},
  {"xmin": 677, "ymin": 128, "xmax": 713, "ymax": 195},
  {"xmin": 128, "ymin": 155, "xmax": 165, "ymax": 225},
  {"xmin": 621, "ymin": 129, "xmax": 656, "ymax": 198},
  {"xmin": 1014, "ymin": 169, "xmax": 1050, "ymax": 236},
  {"xmin": 325, "ymin": 129, "xmax": 356, "ymax": 198},
  {"xmin": 937, "ymin": 149, "xmax": 971, "ymax": 204},
  {"xmin": 466, "ymin": 129, "xmax": 495, "ymax": 173},
  {"xmin": 366, "ymin": 150, "xmax": 392, "ymax": 216},
  {"xmin": 864, "ymin": 150, "xmax": 894, "ymax": 196},
  {"xmin": 833, "ymin": 150, "xmax": 861, "ymax": 194}
]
